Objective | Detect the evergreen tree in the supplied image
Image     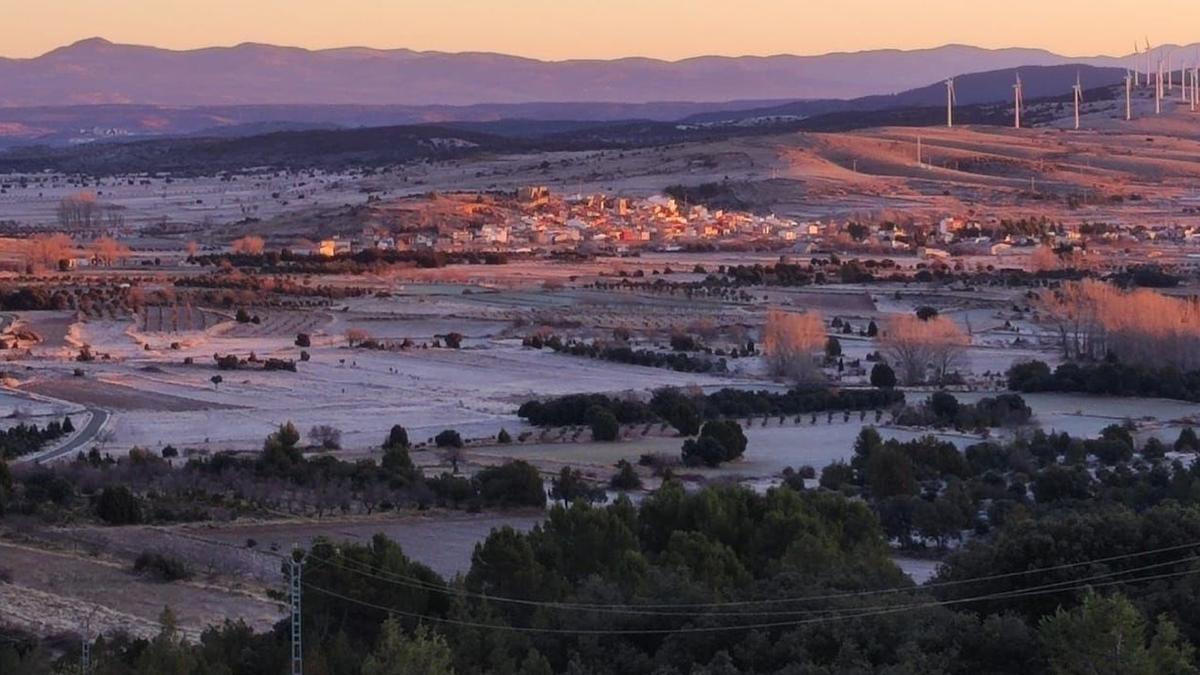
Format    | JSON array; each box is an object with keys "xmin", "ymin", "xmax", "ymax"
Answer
[
  {"xmin": 383, "ymin": 425, "xmax": 410, "ymax": 450},
  {"xmin": 1039, "ymin": 592, "xmax": 1195, "ymax": 675},
  {"xmin": 362, "ymin": 620, "xmax": 455, "ymax": 675}
]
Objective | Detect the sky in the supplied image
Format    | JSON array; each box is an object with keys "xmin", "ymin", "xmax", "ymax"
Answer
[{"xmin": 0, "ymin": 0, "xmax": 1196, "ymax": 60}]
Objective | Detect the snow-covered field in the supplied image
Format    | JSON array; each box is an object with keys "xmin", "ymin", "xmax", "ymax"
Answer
[
  {"xmin": 16, "ymin": 299, "xmax": 743, "ymax": 453},
  {"xmin": 4, "ymin": 283, "xmax": 1195, "ymax": 478}
]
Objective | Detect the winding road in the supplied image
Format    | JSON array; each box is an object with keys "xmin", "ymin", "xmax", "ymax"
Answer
[
  {"xmin": 34, "ymin": 408, "xmax": 111, "ymax": 463},
  {"xmin": 1, "ymin": 385, "xmax": 112, "ymax": 464}
]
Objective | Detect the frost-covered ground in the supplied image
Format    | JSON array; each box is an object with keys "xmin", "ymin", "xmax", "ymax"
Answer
[
  {"xmin": 5, "ymin": 285, "xmax": 1195, "ymax": 474},
  {"xmin": 471, "ymin": 419, "xmax": 981, "ymax": 480},
  {"xmin": 16, "ymin": 303, "xmax": 743, "ymax": 453}
]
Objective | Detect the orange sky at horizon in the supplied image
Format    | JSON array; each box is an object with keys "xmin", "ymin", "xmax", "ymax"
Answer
[{"xmin": 1, "ymin": 0, "xmax": 1196, "ymax": 61}]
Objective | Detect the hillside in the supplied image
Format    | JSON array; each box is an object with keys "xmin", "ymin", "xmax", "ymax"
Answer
[
  {"xmin": 684, "ymin": 65, "xmax": 1129, "ymax": 123},
  {"xmin": 0, "ymin": 38, "xmax": 1186, "ymax": 107},
  {"xmin": 0, "ymin": 78, "xmax": 1176, "ymax": 176},
  {"xmin": 0, "ymin": 125, "xmax": 520, "ymax": 174}
]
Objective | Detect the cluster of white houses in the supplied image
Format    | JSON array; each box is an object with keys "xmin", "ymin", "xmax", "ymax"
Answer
[{"xmin": 303, "ymin": 189, "xmax": 1200, "ymax": 266}]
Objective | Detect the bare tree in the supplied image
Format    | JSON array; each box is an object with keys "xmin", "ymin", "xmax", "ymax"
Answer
[
  {"xmin": 89, "ymin": 236, "xmax": 131, "ymax": 267},
  {"xmin": 231, "ymin": 235, "xmax": 266, "ymax": 255},
  {"xmin": 103, "ymin": 206, "xmax": 125, "ymax": 230},
  {"xmin": 882, "ymin": 315, "xmax": 969, "ymax": 385},
  {"xmin": 1039, "ymin": 280, "xmax": 1200, "ymax": 370},
  {"xmin": 1028, "ymin": 245, "xmax": 1060, "ymax": 272},
  {"xmin": 762, "ymin": 309, "xmax": 825, "ymax": 383},
  {"xmin": 25, "ymin": 233, "xmax": 74, "ymax": 270},
  {"xmin": 57, "ymin": 192, "xmax": 99, "ymax": 230},
  {"xmin": 308, "ymin": 425, "xmax": 342, "ymax": 451},
  {"xmin": 345, "ymin": 328, "xmax": 370, "ymax": 347}
]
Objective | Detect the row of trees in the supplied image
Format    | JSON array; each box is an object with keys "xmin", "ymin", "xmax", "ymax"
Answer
[
  {"xmin": 23, "ymin": 232, "xmax": 131, "ymax": 270},
  {"xmin": 760, "ymin": 307, "xmax": 969, "ymax": 386},
  {"xmin": 893, "ymin": 391, "xmax": 1034, "ymax": 431},
  {"xmin": 55, "ymin": 191, "xmax": 124, "ymax": 231},
  {"xmin": 1008, "ymin": 359, "xmax": 1200, "ymax": 402},
  {"xmin": 0, "ymin": 422, "xmax": 545, "ymax": 525},
  {"xmin": 1040, "ymin": 280, "xmax": 1200, "ymax": 370},
  {"xmin": 0, "ymin": 417, "xmax": 73, "ymax": 460},
  {"xmin": 527, "ymin": 334, "xmax": 728, "ymax": 374},
  {"xmin": 517, "ymin": 386, "xmax": 904, "ymax": 433}
]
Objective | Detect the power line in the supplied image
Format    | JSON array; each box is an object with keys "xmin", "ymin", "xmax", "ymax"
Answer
[
  {"xmin": 305, "ymin": 548, "xmax": 1200, "ymax": 618},
  {"xmin": 316, "ymin": 550, "xmax": 1200, "ymax": 618},
  {"xmin": 302, "ymin": 564, "xmax": 1200, "ymax": 636},
  {"xmin": 302, "ymin": 539, "xmax": 1200, "ymax": 613},
  {"xmin": 145, "ymin": 529, "xmax": 1200, "ymax": 621}
]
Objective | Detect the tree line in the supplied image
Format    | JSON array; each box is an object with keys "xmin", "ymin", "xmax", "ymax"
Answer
[
  {"xmin": 517, "ymin": 386, "xmax": 904, "ymax": 433},
  {"xmin": 9, "ymin": 467, "xmax": 1200, "ymax": 673},
  {"xmin": 525, "ymin": 334, "xmax": 729, "ymax": 374},
  {"xmin": 1008, "ymin": 358, "xmax": 1200, "ymax": 402}
]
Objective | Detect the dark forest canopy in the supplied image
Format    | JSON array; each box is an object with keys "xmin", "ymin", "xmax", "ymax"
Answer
[{"xmin": 7, "ymin": 417, "xmax": 1200, "ymax": 673}]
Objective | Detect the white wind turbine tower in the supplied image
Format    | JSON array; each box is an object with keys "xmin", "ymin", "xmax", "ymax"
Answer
[
  {"xmin": 1156, "ymin": 57, "xmax": 1164, "ymax": 114},
  {"xmin": 945, "ymin": 78, "xmax": 956, "ymax": 127},
  {"xmin": 1146, "ymin": 38, "xmax": 1153, "ymax": 88},
  {"xmin": 1013, "ymin": 73, "xmax": 1024, "ymax": 129},
  {"xmin": 1168, "ymin": 52, "xmax": 1174, "ymax": 92},
  {"xmin": 1190, "ymin": 60, "xmax": 1198, "ymax": 112},
  {"xmin": 1133, "ymin": 44, "xmax": 1140, "ymax": 86},
  {"xmin": 1072, "ymin": 73, "xmax": 1083, "ymax": 130},
  {"xmin": 1125, "ymin": 71, "xmax": 1134, "ymax": 120},
  {"xmin": 1193, "ymin": 64, "xmax": 1199, "ymax": 112},
  {"xmin": 1182, "ymin": 57, "xmax": 1190, "ymax": 103}
]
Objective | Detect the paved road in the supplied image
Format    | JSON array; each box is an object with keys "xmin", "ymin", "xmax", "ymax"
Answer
[
  {"xmin": 19, "ymin": 403, "xmax": 110, "ymax": 461},
  {"xmin": 33, "ymin": 408, "xmax": 110, "ymax": 464}
]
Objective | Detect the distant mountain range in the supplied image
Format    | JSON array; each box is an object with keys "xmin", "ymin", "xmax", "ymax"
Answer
[
  {"xmin": 0, "ymin": 38, "xmax": 1190, "ymax": 108},
  {"xmin": 0, "ymin": 100, "xmax": 797, "ymax": 147},
  {"xmin": 0, "ymin": 62, "xmax": 1135, "ymax": 149},
  {"xmin": 682, "ymin": 65, "xmax": 1129, "ymax": 124},
  {"xmin": 0, "ymin": 72, "xmax": 1134, "ymax": 176}
]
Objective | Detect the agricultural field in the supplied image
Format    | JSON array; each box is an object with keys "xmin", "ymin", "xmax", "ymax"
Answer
[{"xmin": 3, "ymin": 117, "xmax": 1200, "ymax": 654}]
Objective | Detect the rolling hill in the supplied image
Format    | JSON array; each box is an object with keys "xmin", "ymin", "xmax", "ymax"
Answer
[
  {"xmin": 0, "ymin": 38, "xmax": 1185, "ymax": 108},
  {"xmin": 683, "ymin": 65, "xmax": 1130, "ymax": 124}
]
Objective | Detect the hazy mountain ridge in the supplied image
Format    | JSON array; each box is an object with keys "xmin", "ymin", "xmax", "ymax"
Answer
[
  {"xmin": 683, "ymin": 65, "xmax": 1131, "ymax": 123},
  {"xmin": 0, "ymin": 38, "xmax": 1185, "ymax": 107},
  {"xmin": 0, "ymin": 100, "xmax": 799, "ymax": 147},
  {"xmin": 0, "ymin": 78, "xmax": 1133, "ymax": 176}
]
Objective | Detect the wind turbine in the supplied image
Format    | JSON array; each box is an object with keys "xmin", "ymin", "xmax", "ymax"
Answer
[
  {"xmin": 1168, "ymin": 52, "xmax": 1174, "ymax": 92},
  {"xmin": 945, "ymin": 78, "xmax": 956, "ymax": 128},
  {"xmin": 1072, "ymin": 73, "xmax": 1083, "ymax": 130},
  {"xmin": 1146, "ymin": 37, "xmax": 1153, "ymax": 88},
  {"xmin": 1193, "ymin": 65, "xmax": 1199, "ymax": 112},
  {"xmin": 1133, "ymin": 43, "xmax": 1140, "ymax": 87},
  {"xmin": 1182, "ymin": 59, "xmax": 1190, "ymax": 103},
  {"xmin": 1156, "ymin": 58, "xmax": 1164, "ymax": 114},
  {"xmin": 1013, "ymin": 73, "xmax": 1024, "ymax": 129},
  {"xmin": 1125, "ymin": 71, "xmax": 1134, "ymax": 120}
]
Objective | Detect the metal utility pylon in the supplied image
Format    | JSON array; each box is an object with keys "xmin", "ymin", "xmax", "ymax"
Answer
[{"xmin": 289, "ymin": 557, "xmax": 303, "ymax": 675}]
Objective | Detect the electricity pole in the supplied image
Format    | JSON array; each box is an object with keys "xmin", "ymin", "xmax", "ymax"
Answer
[
  {"xmin": 289, "ymin": 556, "xmax": 303, "ymax": 675},
  {"xmin": 81, "ymin": 637, "xmax": 91, "ymax": 674}
]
